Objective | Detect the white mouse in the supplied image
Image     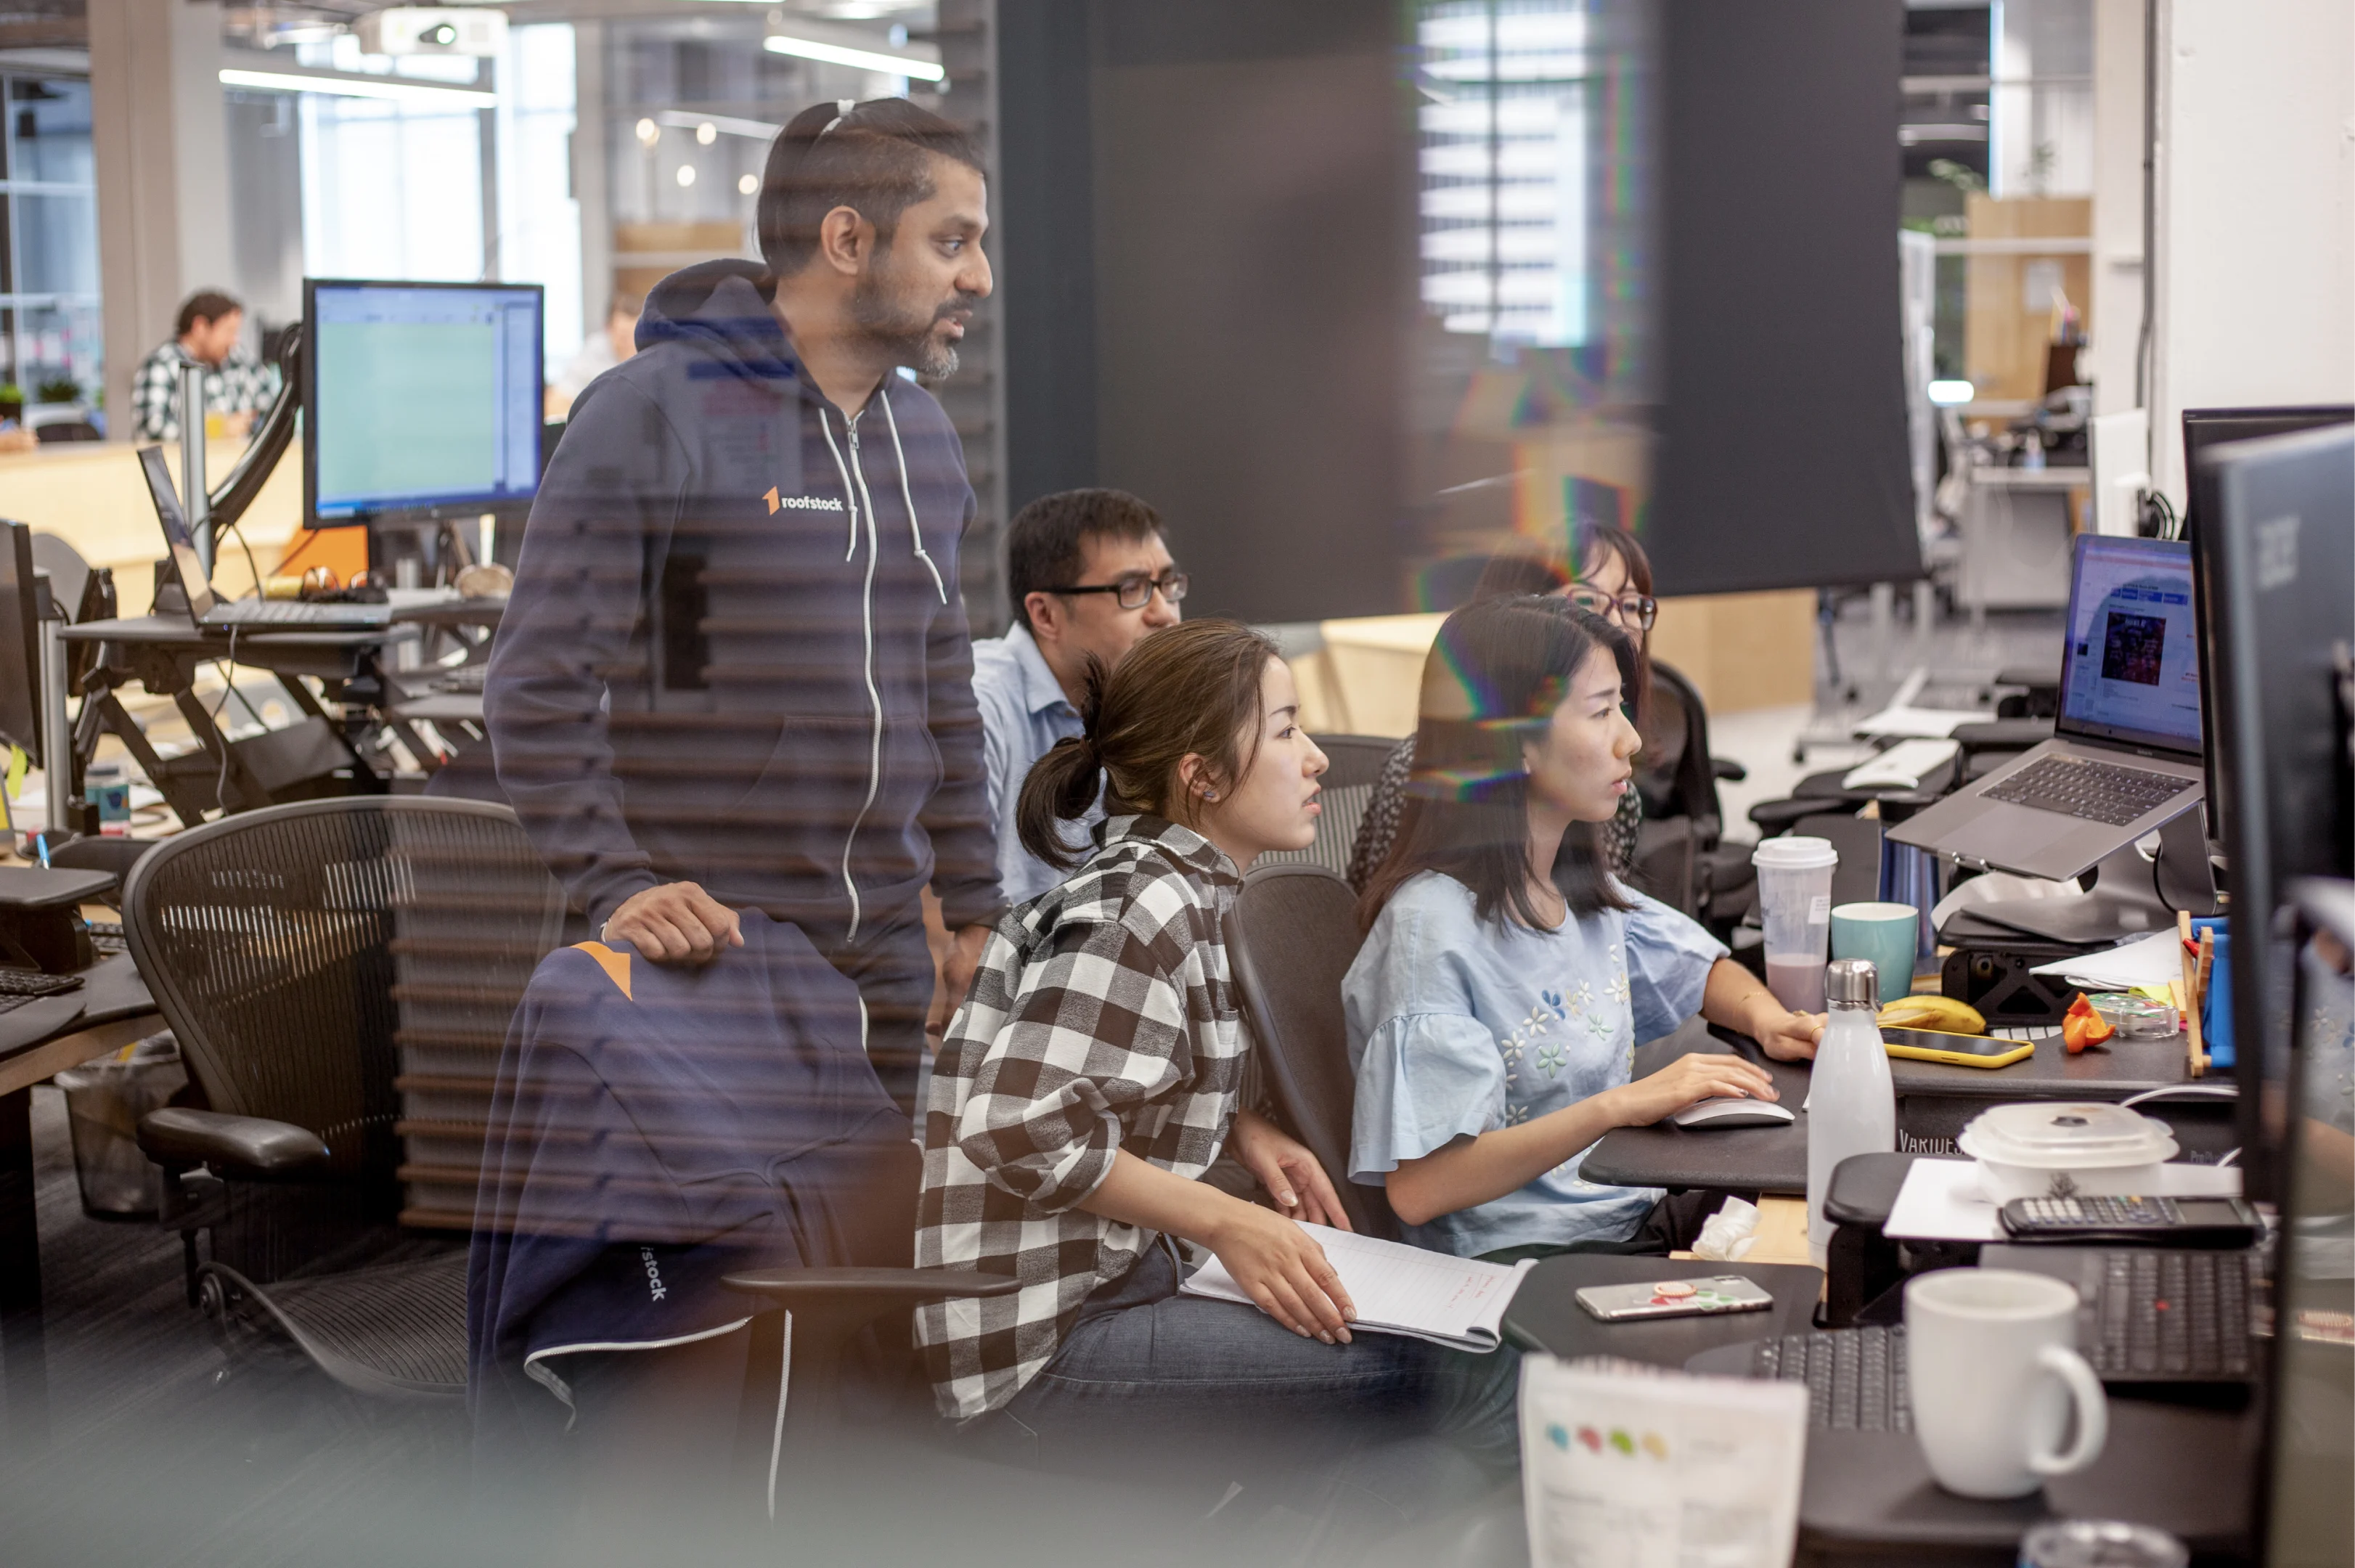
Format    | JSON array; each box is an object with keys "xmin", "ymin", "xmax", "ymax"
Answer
[{"xmin": 1668, "ymin": 1097, "xmax": 1797, "ymax": 1130}]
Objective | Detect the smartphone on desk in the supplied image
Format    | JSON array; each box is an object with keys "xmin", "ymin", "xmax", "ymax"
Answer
[
  {"xmin": 1878, "ymin": 1026, "xmax": 2040, "ymax": 1069},
  {"xmin": 1574, "ymin": 1275, "xmax": 1776, "ymax": 1323}
]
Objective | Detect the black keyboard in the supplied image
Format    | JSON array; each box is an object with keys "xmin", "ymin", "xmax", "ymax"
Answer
[
  {"xmin": 1984, "ymin": 754, "xmax": 2192, "ymax": 827},
  {"xmin": 87, "ymin": 919, "xmax": 126, "ymax": 957},
  {"xmin": 1988, "ymin": 1244, "xmax": 2256, "ymax": 1381},
  {"xmin": 0, "ymin": 968, "xmax": 83, "ymax": 1013},
  {"xmin": 1688, "ymin": 1326, "xmax": 1912, "ymax": 1432}
]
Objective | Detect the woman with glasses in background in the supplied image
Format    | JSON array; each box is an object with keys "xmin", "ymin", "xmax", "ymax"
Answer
[{"xmin": 1348, "ymin": 523, "xmax": 1658, "ymax": 889}]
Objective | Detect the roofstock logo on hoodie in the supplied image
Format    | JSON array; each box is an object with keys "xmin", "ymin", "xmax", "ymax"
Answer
[{"xmin": 764, "ymin": 486, "xmax": 845, "ymax": 515}]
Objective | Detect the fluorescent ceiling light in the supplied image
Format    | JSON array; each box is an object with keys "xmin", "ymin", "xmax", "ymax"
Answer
[
  {"xmin": 1927, "ymin": 379, "xmax": 1976, "ymax": 406},
  {"xmin": 760, "ymin": 31, "xmax": 944, "ymax": 81},
  {"xmin": 654, "ymin": 108, "xmax": 782, "ymax": 141},
  {"xmin": 219, "ymin": 67, "xmax": 496, "ymax": 107}
]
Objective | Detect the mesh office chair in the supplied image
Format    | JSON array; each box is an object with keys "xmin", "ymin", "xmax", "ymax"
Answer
[
  {"xmin": 129, "ymin": 798, "xmax": 565, "ymax": 1401},
  {"xmin": 1223, "ymin": 862, "xmax": 1399, "ymax": 1240},
  {"xmin": 1256, "ymin": 732, "xmax": 1401, "ymax": 880}
]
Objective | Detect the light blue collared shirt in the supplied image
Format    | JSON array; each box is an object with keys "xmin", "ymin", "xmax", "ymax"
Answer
[
  {"xmin": 1344, "ymin": 870, "xmax": 1730, "ymax": 1258},
  {"xmin": 970, "ymin": 624, "xmax": 1099, "ymax": 905}
]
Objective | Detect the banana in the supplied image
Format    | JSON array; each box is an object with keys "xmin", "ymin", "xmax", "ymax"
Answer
[{"xmin": 1877, "ymin": 995, "xmax": 1988, "ymax": 1035}]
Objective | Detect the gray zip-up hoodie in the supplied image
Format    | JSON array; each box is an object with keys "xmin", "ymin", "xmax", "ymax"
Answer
[{"xmin": 486, "ymin": 260, "xmax": 1002, "ymax": 939}]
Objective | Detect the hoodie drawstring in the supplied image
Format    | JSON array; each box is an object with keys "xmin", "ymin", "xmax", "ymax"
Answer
[{"xmin": 880, "ymin": 386, "xmax": 949, "ymax": 605}]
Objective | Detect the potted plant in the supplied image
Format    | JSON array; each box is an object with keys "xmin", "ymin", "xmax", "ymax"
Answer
[
  {"xmin": 0, "ymin": 383, "xmax": 22, "ymax": 426},
  {"xmin": 32, "ymin": 375, "xmax": 82, "ymax": 409}
]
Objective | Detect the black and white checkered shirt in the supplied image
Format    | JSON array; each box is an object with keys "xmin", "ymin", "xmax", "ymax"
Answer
[
  {"xmin": 129, "ymin": 341, "xmax": 280, "ymax": 442},
  {"xmin": 913, "ymin": 814, "xmax": 1247, "ymax": 1422}
]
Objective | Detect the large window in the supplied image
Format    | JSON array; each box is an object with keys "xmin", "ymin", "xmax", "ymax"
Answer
[{"xmin": 0, "ymin": 73, "xmax": 101, "ymax": 405}]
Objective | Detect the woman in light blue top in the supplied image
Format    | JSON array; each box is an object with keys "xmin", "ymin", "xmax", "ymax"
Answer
[{"xmin": 1345, "ymin": 597, "xmax": 1825, "ymax": 1259}]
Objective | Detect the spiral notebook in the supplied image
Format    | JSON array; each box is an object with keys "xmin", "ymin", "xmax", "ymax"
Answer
[{"xmin": 1181, "ymin": 1221, "xmax": 1535, "ymax": 1352}]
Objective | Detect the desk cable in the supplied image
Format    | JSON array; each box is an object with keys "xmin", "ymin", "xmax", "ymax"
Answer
[{"xmin": 211, "ymin": 625, "xmax": 242, "ymax": 817}]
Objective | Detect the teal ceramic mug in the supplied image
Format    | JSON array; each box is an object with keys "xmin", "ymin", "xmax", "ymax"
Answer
[{"xmin": 1831, "ymin": 902, "xmax": 1921, "ymax": 1006}]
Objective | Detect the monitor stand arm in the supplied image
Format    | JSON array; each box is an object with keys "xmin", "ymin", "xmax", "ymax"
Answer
[{"xmin": 202, "ymin": 325, "xmax": 302, "ymax": 545}]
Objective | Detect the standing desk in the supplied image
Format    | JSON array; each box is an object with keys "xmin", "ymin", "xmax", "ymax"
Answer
[
  {"xmin": 60, "ymin": 616, "xmax": 418, "ymax": 827},
  {"xmin": 1495, "ymin": 1151, "xmax": 2253, "ymax": 1564},
  {"xmin": 0, "ymin": 952, "xmax": 163, "ymax": 1437}
]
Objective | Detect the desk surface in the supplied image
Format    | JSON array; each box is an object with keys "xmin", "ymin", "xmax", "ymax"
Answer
[
  {"xmin": 0, "ymin": 952, "xmax": 160, "ymax": 1097},
  {"xmin": 1803, "ymin": 1403, "xmax": 2253, "ymax": 1554},
  {"xmin": 1583, "ymin": 1025, "xmax": 2195, "ymax": 1196},
  {"xmin": 1503, "ymin": 1254, "xmax": 1824, "ymax": 1364},
  {"xmin": 62, "ymin": 613, "xmax": 412, "ymax": 650}
]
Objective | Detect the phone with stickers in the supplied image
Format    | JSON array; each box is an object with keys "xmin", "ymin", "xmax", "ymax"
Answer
[{"xmin": 1573, "ymin": 1275, "xmax": 1777, "ymax": 1323}]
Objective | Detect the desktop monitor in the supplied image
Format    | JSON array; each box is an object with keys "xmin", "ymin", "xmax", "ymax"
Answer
[
  {"xmin": 302, "ymin": 279, "xmax": 545, "ymax": 531},
  {"xmin": 2182, "ymin": 405, "xmax": 2354, "ymax": 851},
  {"xmin": 2206, "ymin": 423, "xmax": 2354, "ymax": 1205},
  {"xmin": 2256, "ymin": 879, "xmax": 2355, "ymax": 1566},
  {"xmin": 0, "ymin": 521, "xmax": 41, "ymax": 767}
]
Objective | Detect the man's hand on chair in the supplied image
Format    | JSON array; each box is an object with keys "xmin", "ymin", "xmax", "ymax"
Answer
[
  {"xmin": 603, "ymin": 881, "xmax": 743, "ymax": 965},
  {"xmin": 926, "ymin": 923, "xmax": 992, "ymax": 1047}
]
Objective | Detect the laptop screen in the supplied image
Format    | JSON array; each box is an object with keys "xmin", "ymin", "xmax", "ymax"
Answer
[
  {"xmin": 2057, "ymin": 534, "xmax": 2203, "ymax": 755},
  {"xmin": 137, "ymin": 446, "xmax": 216, "ymax": 620}
]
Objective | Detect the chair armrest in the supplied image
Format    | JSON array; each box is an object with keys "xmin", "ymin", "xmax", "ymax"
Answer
[
  {"xmin": 1710, "ymin": 756, "xmax": 1748, "ymax": 783},
  {"xmin": 1747, "ymin": 798, "xmax": 1823, "ymax": 836},
  {"xmin": 137, "ymin": 1106, "xmax": 329, "ymax": 1180},
  {"xmin": 722, "ymin": 1267, "xmax": 1021, "ymax": 1307}
]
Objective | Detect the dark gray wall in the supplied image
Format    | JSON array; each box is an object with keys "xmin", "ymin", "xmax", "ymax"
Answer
[
  {"xmin": 997, "ymin": 0, "xmax": 1411, "ymax": 624},
  {"xmin": 1649, "ymin": 0, "xmax": 1922, "ymax": 595}
]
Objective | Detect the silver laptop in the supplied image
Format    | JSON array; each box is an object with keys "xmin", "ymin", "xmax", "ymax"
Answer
[
  {"xmin": 139, "ymin": 446, "xmax": 391, "ymax": 632},
  {"xmin": 1890, "ymin": 534, "xmax": 2203, "ymax": 881}
]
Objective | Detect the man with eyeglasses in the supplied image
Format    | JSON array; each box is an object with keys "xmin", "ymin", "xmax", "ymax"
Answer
[{"xmin": 969, "ymin": 489, "xmax": 1185, "ymax": 903}]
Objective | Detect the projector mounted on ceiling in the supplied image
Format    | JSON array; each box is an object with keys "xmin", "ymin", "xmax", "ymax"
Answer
[{"xmin": 356, "ymin": 7, "xmax": 508, "ymax": 59}]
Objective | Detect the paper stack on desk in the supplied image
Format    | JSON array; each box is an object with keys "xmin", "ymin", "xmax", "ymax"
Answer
[
  {"xmin": 1885, "ymin": 1158, "xmax": 2242, "ymax": 1242},
  {"xmin": 2029, "ymin": 929, "xmax": 2186, "ymax": 991},
  {"xmin": 1183, "ymin": 1221, "xmax": 1533, "ymax": 1352}
]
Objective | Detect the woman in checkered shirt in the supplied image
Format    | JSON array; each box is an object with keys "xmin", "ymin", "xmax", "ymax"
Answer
[{"xmin": 915, "ymin": 619, "xmax": 1519, "ymax": 1490}]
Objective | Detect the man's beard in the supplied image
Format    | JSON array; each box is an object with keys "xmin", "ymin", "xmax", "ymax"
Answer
[{"xmin": 851, "ymin": 264, "xmax": 960, "ymax": 379}]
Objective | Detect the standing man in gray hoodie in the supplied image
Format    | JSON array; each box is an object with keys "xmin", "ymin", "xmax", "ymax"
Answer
[{"xmin": 488, "ymin": 98, "xmax": 1003, "ymax": 1110}]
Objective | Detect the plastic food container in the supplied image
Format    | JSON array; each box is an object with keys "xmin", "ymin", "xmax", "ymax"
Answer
[
  {"xmin": 2086, "ymin": 993, "xmax": 2179, "ymax": 1040},
  {"xmin": 1957, "ymin": 1101, "xmax": 2180, "ymax": 1204}
]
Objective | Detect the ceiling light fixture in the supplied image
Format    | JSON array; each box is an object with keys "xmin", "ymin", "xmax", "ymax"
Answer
[
  {"xmin": 676, "ymin": 165, "xmax": 697, "ymax": 187},
  {"xmin": 738, "ymin": 173, "xmax": 760, "ymax": 195},
  {"xmin": 759, "ymin": 30, "xmax": 944, "ymax": 81},
  {"xmin": 219, "ymin": 66, "xmax": 496, "ymax": 107},
  {"xmin": 695, "ymin": 121, "xmax": 717, "ymax": 145}
]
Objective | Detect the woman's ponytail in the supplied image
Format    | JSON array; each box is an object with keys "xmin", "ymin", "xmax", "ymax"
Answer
[{"xmin": 1016, "ymin": 734, "xmax": 1103, "ymax": 870}]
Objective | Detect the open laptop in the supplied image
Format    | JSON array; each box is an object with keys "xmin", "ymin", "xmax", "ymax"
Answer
[
  {"xmin": 1890, "ymin": 534, "xmax": 2203, "ymax": 882},
  {"xmin": 139, "ymin": 446, "xmax": 391, "ymax": 632}
]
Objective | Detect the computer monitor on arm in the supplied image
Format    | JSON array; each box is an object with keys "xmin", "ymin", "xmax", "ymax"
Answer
[
  {"xmin": 301, "ymin": 279, "xmax": 545, "ymax": 579},
  {"xmin": 2181, "ymin": 405, "xmax": 2353, "ymax": 855},
  {"xmin": 2204, "ymin": 422, "xmax": 2354, "ymax": 1207}
]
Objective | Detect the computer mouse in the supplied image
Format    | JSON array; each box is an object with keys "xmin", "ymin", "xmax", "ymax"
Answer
[{"xmin": 1668, "ymin": 1097, "xmax": 1797, "ymax": 1130}]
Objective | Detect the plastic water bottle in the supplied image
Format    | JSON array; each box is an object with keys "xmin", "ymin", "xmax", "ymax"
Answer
[{"xmin": 1805, "ymin": 957, "xmax": 1896, "ymax": 1266}]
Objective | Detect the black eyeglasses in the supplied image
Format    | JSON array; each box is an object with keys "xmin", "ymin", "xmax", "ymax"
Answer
[
  {"xmin": 1053, "ymin": 571, "xmax": 1189, "ymax": 611},
  {"xmin": 1568, "ymin": 587, "xmax": 1658, "ymax": 632}
]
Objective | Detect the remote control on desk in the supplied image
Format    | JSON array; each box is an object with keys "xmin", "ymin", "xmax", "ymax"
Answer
[{"xmin": 1997, "ymin": 1194, "xmax": 2263, "ymax": 1249}]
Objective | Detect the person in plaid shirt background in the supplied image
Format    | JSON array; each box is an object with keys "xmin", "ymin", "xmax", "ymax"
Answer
[
  {"xmin": 130, "ymin": 289, "xmax": 279, "ymax": 443},
  {"xmin": 915, "ymin": 618, "xmax": 1518, "ymax": 1503}
]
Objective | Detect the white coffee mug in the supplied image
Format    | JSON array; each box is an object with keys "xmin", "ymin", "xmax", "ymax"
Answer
[{"xmin": 1904, "ymin": 1267, "xmax": 2108, "ymax": 1499}]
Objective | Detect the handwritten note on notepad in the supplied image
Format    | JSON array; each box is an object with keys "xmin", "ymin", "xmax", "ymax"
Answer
[{"xmin": 1181, "ymin": 1222, "xmax": 1535, "ymax": 1352}]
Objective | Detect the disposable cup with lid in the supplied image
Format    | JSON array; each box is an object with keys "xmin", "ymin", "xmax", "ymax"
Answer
[{"xmin": 1752, "ymin": 836, "xmax": 1839, "ymax": 873}]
